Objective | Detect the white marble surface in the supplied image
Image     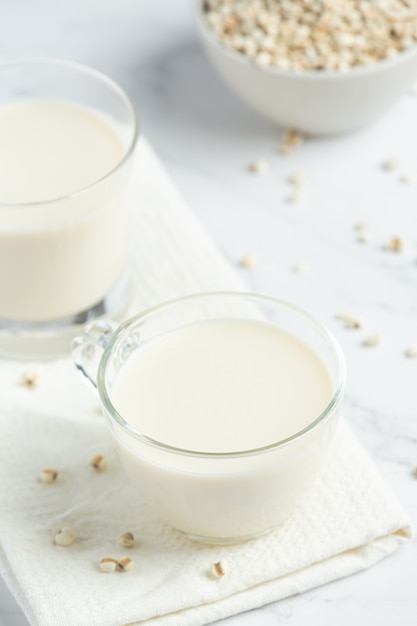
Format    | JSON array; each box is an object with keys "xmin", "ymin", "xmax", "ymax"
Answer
[{"xmin": 0, "ymin": 1, "xmax": 417, "ymax": 624}]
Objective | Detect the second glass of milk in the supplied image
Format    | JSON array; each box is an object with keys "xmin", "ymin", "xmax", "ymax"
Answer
[
  {"xmin": 73, "ymin": 293, "xmax": 346, "ymax": 544},
  {"xmin": 0, "ymin": 59, "xmax": 138, "ymax": 358}
]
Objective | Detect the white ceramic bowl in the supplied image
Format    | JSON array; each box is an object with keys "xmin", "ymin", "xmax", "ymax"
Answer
[{"xmin": 196, "ymin": 2, "xmax": 417, "ymax": 135}]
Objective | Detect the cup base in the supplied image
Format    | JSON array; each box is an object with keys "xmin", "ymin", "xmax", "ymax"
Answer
[
  {"xmin": 0, "ymin": 270, "xmax": 131, "ymax": 360},
  {"xmin": 178, "ymin": 526, "xmax": 274, "ymax": 545}
]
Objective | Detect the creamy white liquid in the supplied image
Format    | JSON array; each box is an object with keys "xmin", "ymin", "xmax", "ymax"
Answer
[
  {"xmin": 109, "ymin": 319, "xmax": 338, "ymax": 540},
  {"xmin": 112, "ymin": 319, "xmax": 333, "ymax": 453},
  {"xmin": 0, "ymin": 100, "xmax": 130, "ymax": 321},
  {"xmin": 0, "ymin": 100, "xmax": 124, "ymax": 204}
]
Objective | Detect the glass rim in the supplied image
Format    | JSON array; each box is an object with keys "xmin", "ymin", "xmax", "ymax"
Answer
[
  {"xmin": 97, "ymin": 291, "xmax": 347, "ymax": 459},
  {"xmin": 0, "ymin": 57, "xmax": 139, "ymax": 209}
]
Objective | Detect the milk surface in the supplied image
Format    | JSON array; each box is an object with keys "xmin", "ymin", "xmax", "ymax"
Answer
[
  {"xmin": 111, "ymin": 319, "xmax": 333, "ymax": 453},
  {"xmin": 109, "ymin": 319, "xmax": 337, "ymax": 539},
  {"xmin": 0, "ymin": 100, "xmax": 124, "ymax": 204},
  {"xmin": 0, "ymin": 100, "xmax": 129, "ymax": 321}
]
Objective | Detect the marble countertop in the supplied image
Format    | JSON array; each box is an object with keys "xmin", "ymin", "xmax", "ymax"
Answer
[{"xmin": 0, "ymin": 1, "xmax": 416, "ymax": 624}]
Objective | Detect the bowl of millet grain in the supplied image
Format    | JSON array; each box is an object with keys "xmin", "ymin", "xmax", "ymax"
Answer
[{"xmin": 196, "ymin": 0, "xmax": 417, "ymax": 134}]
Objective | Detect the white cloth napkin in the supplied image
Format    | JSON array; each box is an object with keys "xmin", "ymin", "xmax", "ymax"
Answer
[{"xmin": 0, "ymin": 140, "xmax": 412, "ymax": 626}]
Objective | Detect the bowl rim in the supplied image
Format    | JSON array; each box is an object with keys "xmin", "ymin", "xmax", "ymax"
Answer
[{"xmin": 195, "ymin": 0, "xmax": 417, "ymax": 80}]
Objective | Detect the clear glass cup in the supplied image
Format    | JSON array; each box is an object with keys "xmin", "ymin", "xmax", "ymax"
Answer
[
  {"xmin": 72, "ymin": 292, "xmax": 346, "ymax": 544},
  {"xmin": 0, "ymin": 59, "xmax": 139, "ymax": 358}
]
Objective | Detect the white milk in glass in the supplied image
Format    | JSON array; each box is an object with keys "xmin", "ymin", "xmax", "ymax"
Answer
[
  {"xmin": 110, "ymin": 319, "xmax": 335, "ymax": 540},
  {"xmin": 0, "ymin": 100, "xmax": 128, "ymax": 321}
]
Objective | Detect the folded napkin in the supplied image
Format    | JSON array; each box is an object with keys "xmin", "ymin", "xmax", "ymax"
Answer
[{"xmin": 0, "ymin": 140, "xmax": 412, "ymax": 626}]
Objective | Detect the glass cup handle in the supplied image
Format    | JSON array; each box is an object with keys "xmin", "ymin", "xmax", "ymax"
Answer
[{"xmin": 71, "ymin": 320, "xmax": 118, "ymax": 394}]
